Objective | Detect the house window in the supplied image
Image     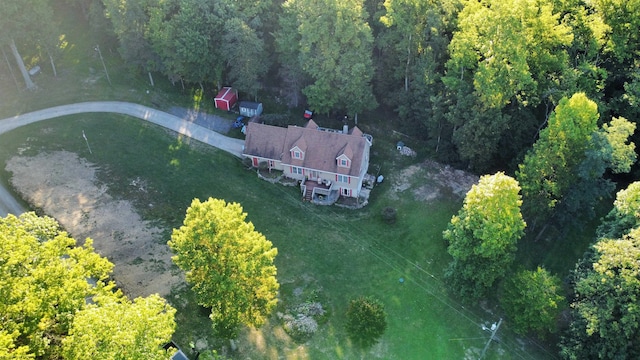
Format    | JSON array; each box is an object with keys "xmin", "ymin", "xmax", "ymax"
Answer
[
  {"xmin": 292, "ymin": 149, "xmax": 304, "ymax": 159},
  {"xmin": 292, "ymin": 166, "xmax": 303, "ymax": 175},
  {"xmin": 337, "ymin": 174, "xmax": 349, "ymax": 183},
  {"xmin": 337, "ymin": 157, "xmax": 350, "ymax": 168}
]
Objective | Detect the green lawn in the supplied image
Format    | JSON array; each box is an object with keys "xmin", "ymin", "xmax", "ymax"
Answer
[
  {"xmin": 0, "ymin": 114, "xmax": 556, "ymax": 359},
  {"xmin": 0, "ymin": 6, "xmax": 569, "ymax": 358}
]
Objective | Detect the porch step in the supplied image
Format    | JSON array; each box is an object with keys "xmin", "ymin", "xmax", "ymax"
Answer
[{"xmin": 304, "ymin": 189, "xmax": 313, "ymax": 201}]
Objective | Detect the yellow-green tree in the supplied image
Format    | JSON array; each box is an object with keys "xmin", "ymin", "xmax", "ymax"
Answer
[
  {"xmin": 561, "ymin": 227, "xmax": 640, "ymax": 359},
  {"xmin": 0, "ymin": 213, "xmax": 113, "ymax": 358},
  {"xmin": 443, "ymin": 172, "xmax": 526, "ymax": 300},
  {"xmin": 0, "ymin": 212, "xmax": 176, "ymax": 359},
  {"xmin": 517, "ymin": 93, "xmax": 636, "ymax": 227},
  {"xmin": 62, "ymin": 294, "xmax": 176, "ymax": 360},
  {"xmin": 168, "ymin": 198, "xmax": 279, "ymax": 340}
]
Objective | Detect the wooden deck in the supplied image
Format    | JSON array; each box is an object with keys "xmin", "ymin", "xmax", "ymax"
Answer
[{"xmin": 303, "ymin": 180, "xmax": 331, "ymax": 201}]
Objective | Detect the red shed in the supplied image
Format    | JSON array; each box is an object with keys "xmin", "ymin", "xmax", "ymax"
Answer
[{"xmin": 214, "ymin": 87, "xmax": 238, "ymax": 111}]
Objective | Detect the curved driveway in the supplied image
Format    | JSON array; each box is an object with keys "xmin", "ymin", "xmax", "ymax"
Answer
[{"xmin": 0, "ymin": 101, "xmax": 245, "ymax": 216}]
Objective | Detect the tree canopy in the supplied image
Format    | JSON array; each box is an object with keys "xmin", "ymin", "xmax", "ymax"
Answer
[
  {"xmin": 597, "ymin": 182, "xmax": 640, "ymax": 240},
  {"xmin": 62, "ymin": 294, "xmax": 176, "ymax": 360},
  {"xmin": 0, "ymin": 213, "xmax": 176, "ymax": 359},
  {"xmin": 561, "ymin": 227, "xmax": 640, "ymax": 359},
  {"xmin": 516, "ymin": 93, "xmax": 636, "ymax": 225},
  {"xmin": 500, "ymin": 267, "xmax": 564, "ymax": 337},
  {"xmin": 168, "ymin": 198, "xmax": 279, "ymax": 340},
  {"xmin": 277, "ymin": 0, "xmax": 377, "ymax": 116},
  {"xmin": 444, "ymin": 172, "xmax": 526, "ymax": 300}
]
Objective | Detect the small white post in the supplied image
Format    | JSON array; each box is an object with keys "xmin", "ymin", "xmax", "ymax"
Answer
[
  {"xmin": 95, "ymin": 44, "xmax": 111, "ymax": 85},
  {"xmin": 82, "ymin": 130, "xmax": 92, "ymax": 154}
]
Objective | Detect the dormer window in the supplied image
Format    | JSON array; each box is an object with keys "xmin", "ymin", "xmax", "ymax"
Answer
[
  {"xmin": 337, "ymin": 154, "xmax": 351, "ymax": 168},
  {"xmin": 290, "ymin": 146, "xmax": 305, "ymax": 160}
]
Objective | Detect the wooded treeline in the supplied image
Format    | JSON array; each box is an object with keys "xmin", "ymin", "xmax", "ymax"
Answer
[{"xmin": 4, "ymin": 0, "xmax": 639, "ymax": 173}]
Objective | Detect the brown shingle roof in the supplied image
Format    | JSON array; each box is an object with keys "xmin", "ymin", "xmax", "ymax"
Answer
[
  {"xmin": 243, "ymin": 121, "xmax": 369, "ymax": 177},
  {"xmin": 243, "ymin": 122, "xmax": 287, "ymax": 160}
]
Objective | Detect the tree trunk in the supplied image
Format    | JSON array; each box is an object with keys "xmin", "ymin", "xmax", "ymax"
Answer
[
  {"xmin": 354, "ymin": 112, "xmax": 358, "ymax": 125},
  {"xmin": 2, "ymin": 47, "xmax": 20, "ymax": 90},
  {"xmin": 10, "ymin": 38, "xmax": 36, "ymax": 90},
  {"xmin": 229, "ymin": 339, "xmax": 237, "ymax": 351},
  {"xmin": 405, "ymin": 33, "xmax": 411, "ymax": 92},
  {"xmin": 534, "ymin": 223, "xmax": 549, "ymax": 243},
  {"xmin": 49, "ymin": 52, "xmax": 57, "ymax": 77},
  {"xmin": 148, "ymin": 71, "xmax": 154, "ymax": 86}
]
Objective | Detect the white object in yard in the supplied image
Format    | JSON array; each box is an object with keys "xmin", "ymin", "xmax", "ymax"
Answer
[
  {"xmin": 377, "ymin": 175, "xmax": 384, "ymax": 183},
  {"xmin": 28, "ymin": 65, "xmax": 41, "ymax": 76},
  {"xmin": 400, "ymin": 146, "xmax": 417, "ymax": 157}
]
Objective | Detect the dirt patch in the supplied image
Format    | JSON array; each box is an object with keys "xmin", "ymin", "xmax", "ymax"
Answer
[
  {"xmin": 5, "ymin": 150, "xmax": 183, "ymax": 299},
  {"xmin": 390, "ymin": 159, "xmax": 479, "ymax": 201}
]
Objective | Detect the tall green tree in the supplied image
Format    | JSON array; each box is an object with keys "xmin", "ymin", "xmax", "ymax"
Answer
[
  {"xmin": 221, "ymin": 17, "xmax": 269, "ymax": 99},
  {"xmin": 443, "ymin": 172, "xmax": 526, "ymax": 300},
  {"xmin": 441, "ymin": 0, "xmax": 573, "ymax": 169},
  {"xmin": 278, "ymin": 0, "xmax": 377, "ymax": 116},
  {"xmin": 0, "ymin": 213, "xmax": 114, "ymax": 358},
  {"xmin": 561, "ymin": 227, "xmax": 640, "ymax": 359},
  {"xmin": 445, "ymin": 0, "xmax": 573, "ymax": 109},
  {"xmin": 168, "ymin": 198, "xmax": 279, "ymax": 341},
  {"xmin": 378, "ymin": 0, "xmax": 459, "ymax": 155},
  {"xmin": 0, "ymin": 213, "xmax": 177, "ymax": 359},
  {"xmin": 517, "ymin": 93, "xmax": 636, "ymax": 226},
  {"xmin": 597, "ymin": 181, "xmax": 640, "ymax": 239},
  {"xmin": 0, "ymin": 0, "xmax": 57, "ymax": 90},
  {"xmin": 589, "ymin": 0, "xmax": 640, "ymax": 64},
  {"xmin": 146, "ymin": 0, "xmax": 222, "ymax": 87},
  {"xmin": 500, "ymin": 267, "xmax": 565, "ymax": 337},
  {"xmin": 62, "ymin": 294, "xmax": 176, "ymax": 360}
]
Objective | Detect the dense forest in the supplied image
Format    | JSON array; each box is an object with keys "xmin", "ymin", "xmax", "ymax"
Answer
[
  {"xmin": 2, "ymin": 0, "xmax": 640, "ymax": 358},
  {"xmin": 3, "ymin": 0, "xmax": 639, "ymax": 173}
]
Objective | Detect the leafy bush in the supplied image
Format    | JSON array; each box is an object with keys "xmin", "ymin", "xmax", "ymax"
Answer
[
  {"xmin": 381, "ymin": 207, "xmax": 397, "ymax": 224},
  {"xmin": 345, "ymin": 296, "xmax": 387, "ymax": 347},
  {"xmin": 500, "ymin": 267, "xmax": 564, "ymax": 337}
]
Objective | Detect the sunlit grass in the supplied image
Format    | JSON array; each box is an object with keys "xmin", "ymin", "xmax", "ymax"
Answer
[
  {"xmin": 0, "ymin": 114, "xmax": 558, "ymax": 359},
  {"xmin": 0, "ymin": 5, "xmax": 569, "ymax": 359}
]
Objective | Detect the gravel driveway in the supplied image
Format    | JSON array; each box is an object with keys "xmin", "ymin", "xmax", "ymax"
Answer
[{"xmin": 0, "ymin": 101, "xmax": 245, "ymax": 217}]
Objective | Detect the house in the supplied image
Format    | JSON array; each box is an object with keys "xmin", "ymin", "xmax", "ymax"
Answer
[
  {"xmin": 214, "ymin": 87, "xmax": 238, "ymax": 111},
  {"xmin": 239, "ymin": 101, "xmax": 263, "ymax": 117},
  {"xmin": 243, "ymin": 120, "xmax": 373, "ymax": 203}
]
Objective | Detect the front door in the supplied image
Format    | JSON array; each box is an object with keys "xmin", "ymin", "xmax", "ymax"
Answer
[{"xmin": 309, "ymin": 171, "xmax": 319, "ymax": 181}]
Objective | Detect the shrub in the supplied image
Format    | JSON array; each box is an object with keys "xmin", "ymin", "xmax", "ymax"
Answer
[
  {"xmin": 381, "ymin": 207, "xmax": 397, "ymax": 224},
  {"xmin": 345, "ymin": 296, "xmax": 387, "ymax": 347}
]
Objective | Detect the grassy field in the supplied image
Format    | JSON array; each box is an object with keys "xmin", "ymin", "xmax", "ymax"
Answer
[
  {"xmin": 0, "ymin": 113, "xmax": 557, "ymax": 359},
  {"xmin": 0, "ymin": 5, "xmax": 571, "ymax": 359}
]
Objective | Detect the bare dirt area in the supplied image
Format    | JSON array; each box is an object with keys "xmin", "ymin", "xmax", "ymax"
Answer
[
  {"xmin": 5, "ymin": 150, "xmax": 183, "ymax": 299},
  {"xmin": 390, "ymin": 159, "xmax": 479, "ymax": 201}
]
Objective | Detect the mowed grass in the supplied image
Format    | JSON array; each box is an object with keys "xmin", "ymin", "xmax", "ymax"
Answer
[
  {"xmin": 0, "ymin": 6, "xmax": 563, "ymax": 359},
  {"xmin": 0, "ymin": 114, "xmax": 556, "ymax": 359}
]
